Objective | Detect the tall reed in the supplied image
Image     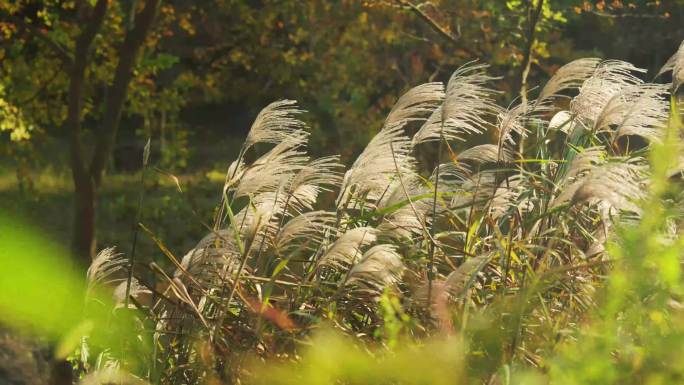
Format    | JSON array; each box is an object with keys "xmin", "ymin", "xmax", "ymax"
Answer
[{"xmin": 79, "ymin": 40, "xmax": 684, "ymax": 384}]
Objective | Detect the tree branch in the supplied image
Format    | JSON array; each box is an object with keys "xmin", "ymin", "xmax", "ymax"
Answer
[
  {"xmin": 17, "ymin": 67, "xmax": 61, "ymax": 105},
  {"xmin": 1, "ymin": 11, "xmax": 74, "ymax": 68},
  {"xmin": 588, "ymin": 10, "xmax": 669, "ymax": 19},
  {"xmin": 395, "ymin": 0, "xmax": 476, "ymax": 57},
  {"xmin": 517, "ymin": 0, "xmax": 545, "ymax": 104}
]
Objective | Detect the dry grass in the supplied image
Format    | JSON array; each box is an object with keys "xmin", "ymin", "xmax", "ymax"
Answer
[{"xmin": 75, "ymin": 41, "xmax": 684, "ymax": 384}]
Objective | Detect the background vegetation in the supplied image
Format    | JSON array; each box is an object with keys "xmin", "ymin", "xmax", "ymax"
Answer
[
  {"xmin": 1, "ymin": 1, "xmax": 684, "ymax": 384},
  {"xmin": 2, "ymin": 0, "xmax": 683, "ymax": 260}
]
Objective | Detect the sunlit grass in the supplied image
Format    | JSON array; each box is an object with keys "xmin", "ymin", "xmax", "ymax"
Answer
[{"xmin": 1, "ymin": 48, "xmax": 683, "ymax": 384}]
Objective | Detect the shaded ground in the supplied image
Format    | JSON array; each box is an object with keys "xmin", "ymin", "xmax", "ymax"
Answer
[{"xmin": 0, "ymin": 328, "xmax": 50, "ymax": 385}]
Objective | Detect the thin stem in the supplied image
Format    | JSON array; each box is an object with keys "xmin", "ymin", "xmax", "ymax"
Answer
[
  {"xmin": 215, "ymin": 146, "xmax": 246, "ymax": 230},
  {"xmin": 211, "ymin": 193, "xmax": 252, "ymax": 340},
  {"xmin": 427, "ymin": 114, "xmax": 446, "ymax": 310},
  {"xmin": 389, "ymin": 142, "xmax": 434, "ymax": 244},
  {"xmin": 124, "ymin": 138, "xmax": 150, "ymax": 309}
]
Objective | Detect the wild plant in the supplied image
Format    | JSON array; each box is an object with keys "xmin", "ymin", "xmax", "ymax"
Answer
[{"xmin": 80, "ymin": 40, "xmax": 684, "ymax": 384}]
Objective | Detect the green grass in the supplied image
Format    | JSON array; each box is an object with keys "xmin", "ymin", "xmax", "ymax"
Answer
[{"xmin": 0, "ymin": 166, "xmax": 223, "ymax": 266}]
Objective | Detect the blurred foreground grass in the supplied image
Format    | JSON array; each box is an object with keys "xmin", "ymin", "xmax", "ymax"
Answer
[{"xmin": 0, "ymin": 213, "xmax": 148, "ymax": 362}]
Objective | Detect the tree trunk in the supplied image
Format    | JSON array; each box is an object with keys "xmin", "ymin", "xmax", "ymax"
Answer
[
  {"xmin": 67, "ymin": 0, "xmax": 158, "ymax": 264},
  {"xmin": 65, "ymin": 0, "xmax": 108, "ymax": 264},
  {"xmin": 56, "ymin": 4, "xmax": 109, "ymax": 384},
  {"xmin": 90, "ymin": 0, "xmax": 161, "ymax": 187},
  {"xmin": 72, "ymin": 179, "xmax": 97, "ymax": 265}
]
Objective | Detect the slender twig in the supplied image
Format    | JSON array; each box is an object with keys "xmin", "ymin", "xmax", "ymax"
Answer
[
  {"xmin": 588, "ymin": 10, "xmax": 669, "ymax": 19},
  {"xmin": 394, "ymin": 0, "xmax": 475, "ymax": 56}
]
